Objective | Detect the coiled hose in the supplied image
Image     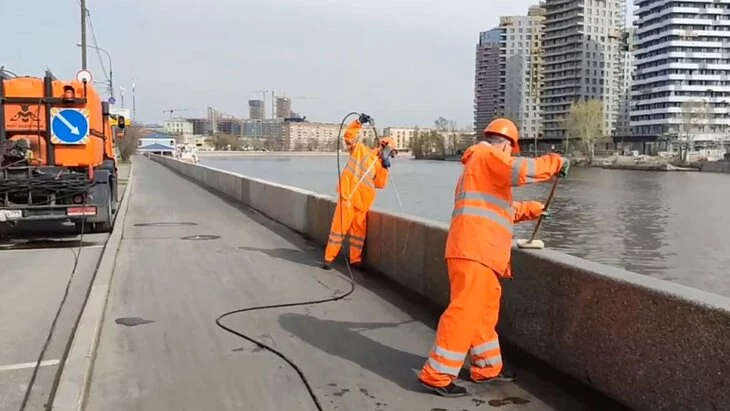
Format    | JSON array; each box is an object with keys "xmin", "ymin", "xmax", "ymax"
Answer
[{"xmin": 215, "ymin": 112, "xmax": 370, "ymax": 411}]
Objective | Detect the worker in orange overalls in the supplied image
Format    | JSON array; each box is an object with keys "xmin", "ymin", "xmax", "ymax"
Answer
[
  {"xmin": 322, "ymin": 113, "xmax": 397, "ymax": 270},
  {"xmin": 418, "ymin": 118, "xmax": 569, "ymax": 397}
]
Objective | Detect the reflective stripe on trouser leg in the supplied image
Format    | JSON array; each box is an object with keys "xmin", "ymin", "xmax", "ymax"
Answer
[
  {"xmin": 348, "ymin": 210, "xmax": 367, "ymax": 263},
  {"xmin": 419, "ymin": 258, "xmax": 493, "ymax": 387},
  {"xmin": 324, "ymin": 200, "xmax": 355, "ymax": 263},
  {"xmin": 469, "ymin": 266, "xmax": 504, "ymax": 379}
]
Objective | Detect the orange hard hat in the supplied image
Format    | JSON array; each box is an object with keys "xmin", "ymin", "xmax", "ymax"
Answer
[{"xmin": 484, "ymin": 118, "xmax": 520, "ymax": 154}]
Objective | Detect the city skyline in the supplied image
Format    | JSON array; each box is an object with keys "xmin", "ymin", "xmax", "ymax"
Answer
[
  {"xmin": 2, "ymin": 0, "xmax": 635, "ymax": 128},
  {"xmin": 474, "ymin": 0, "xmax": 730, "ymax": 150}
]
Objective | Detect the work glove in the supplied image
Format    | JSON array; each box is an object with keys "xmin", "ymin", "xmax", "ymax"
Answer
[
  {"xmin": 358, "ymin": 113, "xmax": 372, "ymax": 125},
  {"xmin": 541, "ymin": 208, "xmax": 552, "ymax": 219},
  {"xmin": 559, "ymin": 157, "xmax": 570, "ymax": 178}
]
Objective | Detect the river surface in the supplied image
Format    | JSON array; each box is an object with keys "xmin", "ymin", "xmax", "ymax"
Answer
[{"xmin": 201, "ymin": 154, "xmax": 730, "ymax": 297}]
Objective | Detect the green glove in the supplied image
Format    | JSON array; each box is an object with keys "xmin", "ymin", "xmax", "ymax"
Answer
[
  {"xmin": 541, "ymin": 208, "xmax": 552, "ymax": 219},
  {"xmin": 559, "ymin": 157, "xmax": 570, "ymax": 177}
]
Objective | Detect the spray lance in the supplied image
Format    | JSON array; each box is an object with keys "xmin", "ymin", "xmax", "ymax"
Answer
[{"xmin": 212, "ymin": 113, "xmax": 403, "ymax": 411}]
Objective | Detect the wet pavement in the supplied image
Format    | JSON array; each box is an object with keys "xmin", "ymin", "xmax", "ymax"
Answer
[{"xmin": 83, "ymin": 158, "xmax": 629, "ymax": 411}]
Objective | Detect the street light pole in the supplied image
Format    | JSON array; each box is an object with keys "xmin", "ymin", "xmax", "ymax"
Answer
[
  {"xmin": 80, "ymin": 0, "xmax": 87, "ymax": 69},
  {"xmin": 76, "ymin": 43, "xmax": 113, "ymax": 100}
]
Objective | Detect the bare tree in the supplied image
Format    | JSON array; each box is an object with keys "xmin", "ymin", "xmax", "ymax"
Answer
[
  {"xmin": 206, "ymin": 133, "xmax": 241, "ymax": 151},
  {"xmin": 434, "ymin": 117, "xmax": 458, "ymax": 155},
  {"xmin": 678, "ymin": 100, "xmax": 710, "ymax": 163},
  {"xmin": 562, "ymin": 99, "xmax": 604, "ymax": 163},
  {"xmin": 306, "ymin": 138, "xmax": 319, "ymax": 152},
  {"xmin": 117, "ymin": 126, "xmax": 143, "ymax": 163}
]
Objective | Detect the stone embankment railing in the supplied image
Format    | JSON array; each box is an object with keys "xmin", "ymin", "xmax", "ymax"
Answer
[
  {"xmin": 151, "ymin": 154, "xmax": 730, "ymax": 411},
  {"xmin": 701, "ymin": 159, "xmax": 730, "ymax": 173}
]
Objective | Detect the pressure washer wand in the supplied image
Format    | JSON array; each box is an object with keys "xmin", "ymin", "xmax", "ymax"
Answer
[{"xmin": 528, "ymin": 176, "xmax": 559, "ymax": 243}]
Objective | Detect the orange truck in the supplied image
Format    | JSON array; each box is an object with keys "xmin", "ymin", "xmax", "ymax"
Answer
[{"xmin": 0, "ymin": 69, "xmax": 125, "ymax": 234}]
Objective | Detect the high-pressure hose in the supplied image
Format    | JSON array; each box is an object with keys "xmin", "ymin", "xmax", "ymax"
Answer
[{"xmin": 215, "ymin": 112, "xmax": 368, "ymax": 411}]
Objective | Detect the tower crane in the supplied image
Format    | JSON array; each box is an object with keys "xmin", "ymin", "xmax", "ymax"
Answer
[{"xmin": 163, "ymin": 108, "xmax": 194, "ymax": 120}]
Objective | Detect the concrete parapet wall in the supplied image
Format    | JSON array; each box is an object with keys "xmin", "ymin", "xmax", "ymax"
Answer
[
  {"xmin": 151, "ymin": 155, "xmax": 730, "ymax": 411},
  {"xmin": 701, "ymin": 160, "xmax": 730, "ymax": 173}
]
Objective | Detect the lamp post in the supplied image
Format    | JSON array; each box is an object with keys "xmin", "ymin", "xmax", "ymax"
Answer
[{"xmin": 76, "ymin": 43, "xmax": 113, "ymax": 100}]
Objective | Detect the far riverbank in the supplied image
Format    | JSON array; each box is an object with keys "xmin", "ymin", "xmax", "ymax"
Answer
[{"xmin": 197, "ymin": 151, "xmax": 730, "ymax": 174}]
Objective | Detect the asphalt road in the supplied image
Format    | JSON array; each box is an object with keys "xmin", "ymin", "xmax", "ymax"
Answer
[
  {"xmin": 0, "ymin": 164, "xmax": 129, "ymax": 411},
  {"xmin": 83, "ymin": 157, "xmax": 627, "ymax": 411}
]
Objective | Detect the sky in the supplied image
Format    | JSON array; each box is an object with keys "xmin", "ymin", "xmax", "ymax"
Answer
[{"xmin": 2, "ymin": 0, "xmax": 634, "ymax": 128}]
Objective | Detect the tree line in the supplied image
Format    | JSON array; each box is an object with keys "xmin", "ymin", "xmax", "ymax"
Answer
[{"xmin": 410, "ymin": 117, "xmax": 475, "ymax": 159}]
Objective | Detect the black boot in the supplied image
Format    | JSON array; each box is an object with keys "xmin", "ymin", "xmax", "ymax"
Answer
[
  {"xmin": 419, "ymin": 379, "xmax": 467, "ymax": 398},
  {"xmin": 321, "ymin": 261, "xmax": 332, "ymax": 270}
]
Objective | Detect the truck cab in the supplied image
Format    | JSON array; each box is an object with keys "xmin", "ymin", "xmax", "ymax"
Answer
[{"xmin": 0, "ymin": 69, "xmax": 124, "ymax": 234}]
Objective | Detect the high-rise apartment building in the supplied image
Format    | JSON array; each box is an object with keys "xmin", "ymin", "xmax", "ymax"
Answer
[
  {"xmin": 248, "ymin": 100, "xmax": 265, "ymax": 120},
  {"xmin": 500, "ymin": 5, "xmax": 546, "ymax": 143},
  {"xmin": 275, "ymin": 97, "xmax": 292, "ymax": 119},
  {"xmin": 541, "ymin": 0, "xmax": 626, "ymax": 141},
  {"xmin": 474, "ymin": 28, "xmax": 504, "ymax": 133},
  {"xmin": 617, "ymin": 27, "xmax": 635, "ymax": 138},
  {"xmin": 631, "ymin": 0, "xmax": 730, "ymax": 143}
]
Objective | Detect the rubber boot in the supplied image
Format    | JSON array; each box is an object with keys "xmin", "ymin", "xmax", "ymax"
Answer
[
  {"xmin": 471, "ymin": 366, "xmax": 517, "ymax": 384},
  {"xmin": 321, "ymin": 260, "xmax": 332, "ymax": 270},
  {"xmin": 418, "ymin": 379, "xmax": 467, "ymax": 398}
]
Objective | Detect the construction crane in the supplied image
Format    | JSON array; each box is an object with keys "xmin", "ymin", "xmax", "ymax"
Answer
[{"xmin": 163, "ymin": 108, "xmax": 194, "ymax": 120}]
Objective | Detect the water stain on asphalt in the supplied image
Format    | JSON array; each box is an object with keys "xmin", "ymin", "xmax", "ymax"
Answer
[
  {"xmin": 115, "ymin": 317, "xmax": 155, "ymax": 327},
  {"xmin": 180, "ymin": 234, "xmax": 221, "ymax": 241},
  {"xmin": 488, "ymin": 397, "xmax": 531, "ymax": 407}
]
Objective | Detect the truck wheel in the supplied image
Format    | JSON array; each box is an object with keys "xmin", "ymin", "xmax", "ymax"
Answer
[
  {"xmin": 92, "ymin": 190, "xmax": 114, "ymax": 233},
  {"xmin": 111, "ymin": 177, "xmax": 119, "ymax": 213}
]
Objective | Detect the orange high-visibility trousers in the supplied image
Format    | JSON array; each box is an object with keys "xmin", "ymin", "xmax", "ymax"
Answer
[
  {"xmin": 419, "ymin": 258, "xmax": 503, "ymax": 387},
  {"xmin": 324, "ymin": 200, "xmax": 367, "ymax": 264}
]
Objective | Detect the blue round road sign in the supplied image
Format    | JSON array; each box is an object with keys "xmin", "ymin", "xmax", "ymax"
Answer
[
  {"xmin": 51, "ymin": 109, "xmax": 90, "ymax": 144},
  {"xmin": 108, "ymin": 96, "xmax": 116, "ymax": 104}
]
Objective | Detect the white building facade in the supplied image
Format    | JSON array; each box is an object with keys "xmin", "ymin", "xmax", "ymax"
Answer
[
  {"xmin": 541, "ymin": 0, "xmax": 626, "ymax": 140},
  {"xmin": 285, "ymin": 122, "xmax": 376, "ymax": 151},
  {"xmin": 163, "ymin": 119, "xmax": 194, "ymax": 135},
  {"xmin": 617, "ymin": 27, "xmax": 636, "ymax": 137},
  {"xmin": 383, "ymin": 127, "xmax": 421, "ymax": 150},
  {"xmin": 631, "ymin": 0, "xmax": 730, "ymax": 143},
  {"xmin": 500, "ymin": 6, "xmax": 546, "ymax": 141}
]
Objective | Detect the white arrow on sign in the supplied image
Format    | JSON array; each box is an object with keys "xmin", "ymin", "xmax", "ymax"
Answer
[{"xmin": 56, "ymin": 112, "xmax": 80, "ymax": 135}]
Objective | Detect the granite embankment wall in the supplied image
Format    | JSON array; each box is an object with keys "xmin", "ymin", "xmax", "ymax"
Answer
[
  {"xmin": 151, "ymin": 155, "xmax": 730, "ymax": 411},
  {"xmin": 701, "ymin": 160, "xmax": 730, "ymax": 173}
]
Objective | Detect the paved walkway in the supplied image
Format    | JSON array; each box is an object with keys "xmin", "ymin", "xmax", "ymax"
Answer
[
  {"xmin": 0, "ymin": 163, "xmax": 129, "ymax": 411},
  {"xmin": 85, "ymin": 158, "xmax": 623, "ymax": 411}
]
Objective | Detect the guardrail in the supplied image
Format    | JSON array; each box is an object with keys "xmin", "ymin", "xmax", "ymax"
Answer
[{"xmin": 151, "ymin": 154, "xmax": 730, "ymax": 411}]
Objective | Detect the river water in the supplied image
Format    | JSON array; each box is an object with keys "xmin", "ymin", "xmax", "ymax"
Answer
[{"xmin": 201, "ymin": 154, "xmax": 730, "ymax": 297}]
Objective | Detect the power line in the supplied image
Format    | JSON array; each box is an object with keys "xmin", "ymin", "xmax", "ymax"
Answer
[{"xmin": 85, "ymin": 8, "xmax": 109, "ymax": 82}]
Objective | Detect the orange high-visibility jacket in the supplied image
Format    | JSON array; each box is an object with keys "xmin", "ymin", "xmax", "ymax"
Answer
[
  {"xmin": 337, "ymin": 120, "xmax": 389, "ymax": 211},
  {"xmin": 512, "ymin": 201, "xmax": 544, "ymax": 223},
  {"xmin": 445, "ymin": 142, "xmax": 564, "ymax": 277}
]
